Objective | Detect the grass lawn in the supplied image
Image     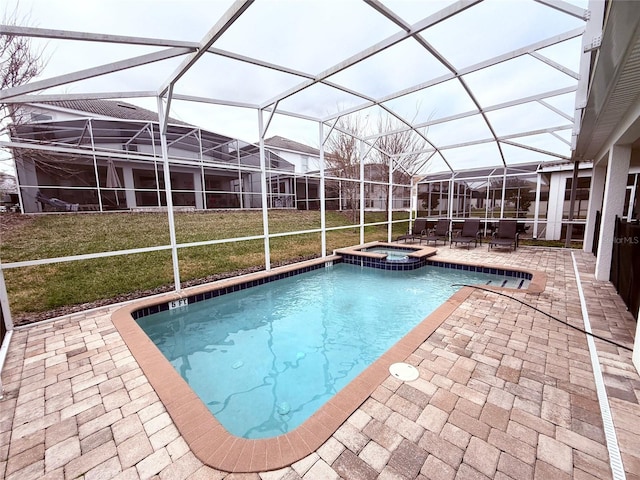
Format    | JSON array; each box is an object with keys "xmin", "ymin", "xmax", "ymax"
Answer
[{"xmin": 1, "ymin": 210, "xmax": 410, "ymax": 323}]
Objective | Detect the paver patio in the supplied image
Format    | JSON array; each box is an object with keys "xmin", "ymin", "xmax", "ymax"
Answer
[{"xmin": 0, "ymin": 247, "xmax": 638, "ymax": 479}]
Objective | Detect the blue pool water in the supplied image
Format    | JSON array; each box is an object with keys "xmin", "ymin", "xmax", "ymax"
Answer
[{"xmin": 137, "ymin": 263, "xmax": 519, "ymax": 439}]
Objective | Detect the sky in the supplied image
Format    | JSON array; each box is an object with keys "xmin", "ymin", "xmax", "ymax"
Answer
[{"xmin": 1, "ymin": 0, "xmax": 591, "ymax": 176}]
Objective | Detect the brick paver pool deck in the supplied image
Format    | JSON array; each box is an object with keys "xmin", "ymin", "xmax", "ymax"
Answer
[{"xmin": 1, "ymin": 247, "xmax": 638, "ymax": 479}]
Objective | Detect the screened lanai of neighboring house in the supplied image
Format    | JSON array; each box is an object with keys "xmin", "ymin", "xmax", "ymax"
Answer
[{"xmin": 1, "ymin": 1, "xmax": 639, "ymax": 361}]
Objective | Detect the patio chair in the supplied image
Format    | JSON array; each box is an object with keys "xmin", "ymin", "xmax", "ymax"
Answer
[
  {"xmin": 397, "ymin": 218, "xmax": 428, "ymax": 243},
  {"xmin": 451, "ymin": 218, "xmax": 481, "ymax": 248},
  {"xmin": 488, "ymin": 219, "xmax": 518, "ymax": 252},
  {"xmin": 422, "ymin": 218, "xmax": 451, "ymax": 246}
]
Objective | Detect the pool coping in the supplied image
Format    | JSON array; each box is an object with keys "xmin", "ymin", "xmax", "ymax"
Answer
[{"xmin": 111, "ymin": 253, "xmax": 547, "ymax": 473}]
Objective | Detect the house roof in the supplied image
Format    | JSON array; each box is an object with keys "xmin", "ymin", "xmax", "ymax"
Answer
[
  {"xmin": 38, "ymin": 99, "xmax": 188, "ymax": 126},
  {"xmin": 264, "ymin": 136, "xmax": 319, "ymax": 156}
]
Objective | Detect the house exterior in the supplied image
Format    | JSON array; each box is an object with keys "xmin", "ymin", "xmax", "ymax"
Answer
[
  {"xmin": 8, "ymin": 103, "xmax": 411, "ymax": 214},
  {"xmin": 263, "ymin": 136, "xmax": 322, "ymax": 210},
  {"xmin": 9, "ymin": 100, "xmax": 304, "ymax": 213},
  {"xmin": 416, "ymin": 161, "xmax": 640, "ymax": 241}
]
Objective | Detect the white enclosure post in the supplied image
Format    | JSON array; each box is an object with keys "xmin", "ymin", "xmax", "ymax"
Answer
[
  {"xmin": 319, "ymin": 122, "xmax": 327, "ymax": 256},
  {"xmin": 500, "ymin": 168, "xmax": 507, "ymax": 218},
  {"xmin": 198, "ymin": 129, "xmax": 206, "ymax": 210},
  {"xmin": 387, "ymin": 155, "xmax": 393, "ymax": 242},
  {"xmin": 584, "ymin": 163, "xmax": 606, "ymax": 252},
  {"xmin": 258, "ymin": 110, "xmax": 271, "ymax": 270},
  {"xmin": 359, "ymin": 140, "xmax": 365, "ymax": 245},
  {"xmin": 87, "ymin": 120, "xmax": 104, "ymax": 212},
  {"xmin": 484, "ymin": 178, "xmax": 491, "ymax": 236},
  {"xmin": 157, "ymin": 97, "xmax": 181, "ymax": 291},
  {"xmin": 0, "ymin": 265, "xmax": 13, "ymax": 332},
  {"xmin": 149, "ymin": 123, "xmax": 162, "ymax": 207},
  {"xmin": 448, "ymin": 177, "xmax": 454, "ymax": 226},
  {"xmin": 595, "ymin": 145, "xmax": 631, "ymax": 281},
  {"xmin": 533, "ymin": 172, "xmax": 542, "ymax": 239}
]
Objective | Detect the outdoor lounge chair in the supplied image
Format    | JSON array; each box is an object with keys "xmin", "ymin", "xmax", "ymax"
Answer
[
  {"xmin": 397, "ymin": 218, "xmax": 428, "ymax": 243},
  {"xmin": 422, "ymin": 218, "xmax": 451, "ymax": 246},
  {"xmin": 451, "ymin": 218, "xmax": 481, "ymax": 248},
  {"xmin": 36, "ymin": 190, "xmax": 79, "ymax": 212},
  {"xmin": 488, "ymin": 219, "xmax": 518, "ymax": 251}
]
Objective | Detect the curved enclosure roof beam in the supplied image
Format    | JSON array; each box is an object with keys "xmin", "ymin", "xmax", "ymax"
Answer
[
  {"xmin": 0, "ymin": 0, "xmax": 590, "ymax": 176},
  {"xmin": 258, "ymin": 0, "xmax": 481, "ymax": 111},
  {"xmin": 0, "ymin": 48, "xmax": 191, "ymax": 101},
  {"xmin": 157, "ymin": 0, "xmax": 254, "ymax": 97},
  {"xmin": 0, "ymin": 25, "xmax": 200, "ymax": 49}
]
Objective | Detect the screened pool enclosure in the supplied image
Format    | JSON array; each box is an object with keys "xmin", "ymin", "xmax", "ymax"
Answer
[{"xmin": 1, "ymin": 0, "xmax": 636, "ymax": 328}]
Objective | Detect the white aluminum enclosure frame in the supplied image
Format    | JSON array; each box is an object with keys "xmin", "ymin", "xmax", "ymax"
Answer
[{"xmin": 0, "ymin": 0, "xmax": 593, "ymax": 332}]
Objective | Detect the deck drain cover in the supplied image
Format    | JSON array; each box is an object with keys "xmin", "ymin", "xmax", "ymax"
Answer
[{"xmin": 389, "ymin": 362, "xmax": 419, "ymax": 382}]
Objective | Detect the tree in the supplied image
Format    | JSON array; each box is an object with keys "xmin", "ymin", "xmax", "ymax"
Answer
[
  {"xmin": 503, "ymin": 177, "xmax": 535, "ymax": 217},
  {"xmin": 324, "ymin": 116, "xmax": 365, "ymax": 222},
  {"xmin": 324, "ymin": 114, "xmax": 430, "ymax": 220},
  {"xmin": 0, "ymin": 171, "xmax": 16, "ymax": 193},
  {"xmin": 418, "ymin": 183, "xmax": 441, "ymax": 213},
  {"xmin": 1, "ymin": 3, "xmax": 47, "ymax": 181},
  {"xmin": 1, "ymin": 3, "xmax": 46, "ymax": 129},
  {"xmin": 371, "ymin": 115, "xmax": 428, "ymax": 211}
]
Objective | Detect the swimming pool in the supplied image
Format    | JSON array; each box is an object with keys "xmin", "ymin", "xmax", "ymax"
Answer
[{"xmin": 136, "ymin": 261, "xmax": 529, "ymax": 439}]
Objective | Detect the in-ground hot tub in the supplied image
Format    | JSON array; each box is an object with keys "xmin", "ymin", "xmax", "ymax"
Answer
[{"xmin": 334, "ymin": 241, "xmax": 437, "ymax": 270}]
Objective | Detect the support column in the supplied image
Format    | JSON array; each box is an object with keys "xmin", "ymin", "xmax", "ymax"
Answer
[
  {"xmin": 123, "ymin": 166, "xmax": 137, "ymax": 208},
  {"xmin": 15, "ymin": 154, "xmax": 39, "ymax": 213},
  {"xmin": 193, "ymin": 173, "xmax": 204, "ymax": 210},
  {"xmin": 533, "ymin": 173, "xmax": 542, "ymax": 239},
  {"xmin": 565, "ymin": 161, "xmax": 580, "ymax": 247},
  {"xmin": 595, "ymin": 145, "xmax": 631, "ymax": 281},
  {"xmin": 546, "ymin": 173, "xmax": 566, "ymax": 240},
  {"xmin": 583, "ymin": 163, "xmax": 606, "ymax": 252}
]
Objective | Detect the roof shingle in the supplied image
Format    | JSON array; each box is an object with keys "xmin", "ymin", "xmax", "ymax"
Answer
[{"xmin": 39, "ymin": 99, "xmax": 188, "ymax": 125}]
